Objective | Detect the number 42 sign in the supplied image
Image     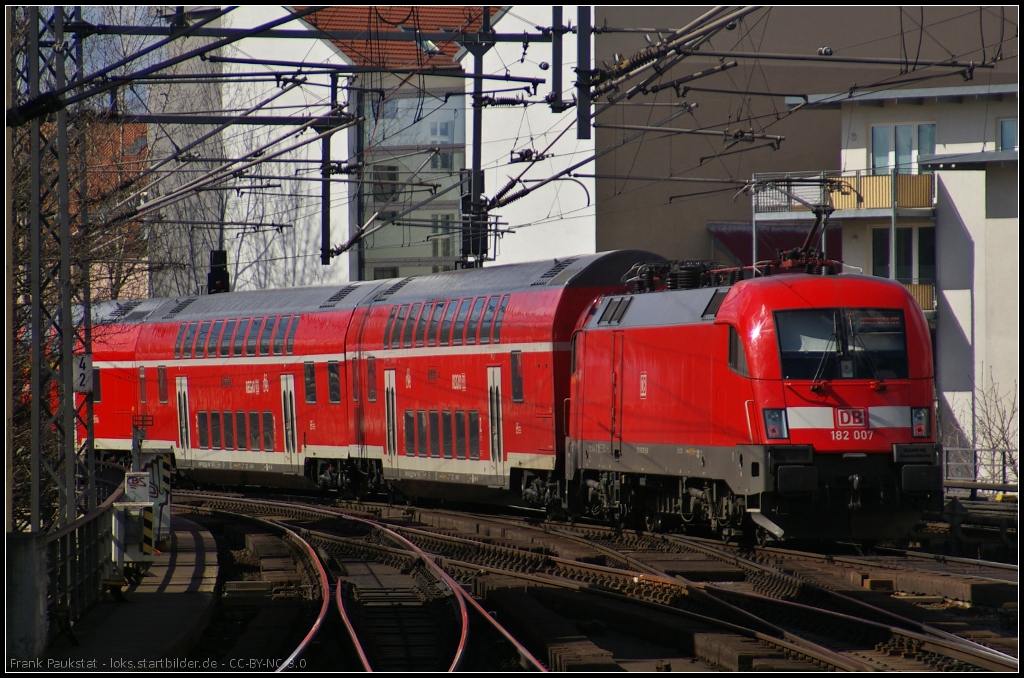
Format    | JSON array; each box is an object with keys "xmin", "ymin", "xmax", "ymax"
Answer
[{"xmin": 73, "ymin": 354, "xmax": 93, "ymax": 393}]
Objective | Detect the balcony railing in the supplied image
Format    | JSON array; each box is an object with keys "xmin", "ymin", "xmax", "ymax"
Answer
[
  {"xmin": 754, "ymin": 170, "xmax": 934, "ymax": 213},
  {"xmin": 903, "ymin": 283, "xmax": 936, "ymax": 312}
]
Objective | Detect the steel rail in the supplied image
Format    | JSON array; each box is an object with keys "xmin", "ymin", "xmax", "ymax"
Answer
[{"xmin": 334, "ymin": 580, "xmax": 374, "ymax": 672}]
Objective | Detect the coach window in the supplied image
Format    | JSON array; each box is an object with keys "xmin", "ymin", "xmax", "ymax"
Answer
[
  {"xmin": 391, "ymin": 305, "xmax": 409, "ymax": 349},
  {"xmin": 92, "ymin": 367, "xmax": 102, "ymax": 402},
  {"xmin": 223, "ymin": 411, "xmax": 234, "ymax": 450},
  {"xmin": 366, "ymin": 357, "xmax": 377, "ymax": 402},
  {"xmin": 404, "ymin": 411, "xmax": 415, "ymax": 456},
  {"xmin": 246, "ymin": 318, "xmax": 262, "ymax": 356},
  {"xmin": 195, "ymin": 321, "xmax": 211, "ymax": 359},
  {"xmin": 236, "ymin": 412, "xmax": 247, "ymax": 450},
  {"xmin": 157, "ymin": 366, "xmax": 168, "ymax": 404},
  {"xmin": 197, "ymin": 411, "xmax": 209, "ymax": 449},
  {"xmin": 468, "ymin": 411, "xmax": 480, "ymax": 460},
  {"xmin": 262, "ymin": 411, "xmax": 274, "ymax": 452},
  {"xmin": 728, "ymin": 326, "xmax": 750, "ymax": 377},
  {"xmin": 219, "ymin": 319, "xmax": 236, "ymax": 358},
  {"xmin": 248, "ymin": 411, "xmax": 261, "ymax": 450},
  {"xmin": 272, "ymin": 315, "xmax": 289, "ymax": 355},
  {"xmin": 206, "ymin": 320, "xmax": 223, "ymax": 358},
  {"xmin": 174, "ymin": 324, "xmax": 187, "ymax": 359},
  {"xmin": 429, "ymin": 410, "xmax": 440, "ymax": 458},
  {"xmin": 511, "ymin": 351, "xmax": 525, "ymax": 402},
  {"xmin": 210, "ymin": 411, "xmax": 222, "ymax": 450},
  {"xmin": 403, "ymin": 303, "xmax": 422, "ymax": 349},
  {"xmin": 439, "ymin": 300, "xmax": 458, "ymax": 347},
  {"xmin": 442, "ymin": 410, "xmax": 453, "ymax": 458},
  {"xmin": 427, "ymin": 301, "xmax": 445, "ymax": 346},
  {"xmin": 417, "ymin": 410, "xmax": 428, "ymax": 457},
  {"xmin": 452, "ymin": 299, "xmax": 471, "ymax": 346},
  {"xmin": 285, "ymin": 315, "xmax": 300, "ymax": 355},
  {"xmin": 327, "ymin": 361, "xmax": 342, "ymax": 403},
  {"xmin": 262, "ymin": 317, "xmax": 278, "ymax": 356},
  {"xmin": 352, "ymin": 357, "xmax": 360, "ymax": 402},
  {"xmin": 260, "ymin": 316, "xmax": 277, "ymax": 355},
  {"xmin": 415, "ymin": 302, "xmax": 431, "ymax": 347},
  {"xmin": 480, "ymin": 296, "xmax": 499, "ymax": 345},
  {"xmin": 492, "ymin": 295, "xmax": 509, "ymax": 344},
  {"xmin": 465, "ymin": 297, "xmax": 486, "ymax": 345},
  {"xmin": 184, "ymin": 321, "xmax": 198, "ymax": 358},
  {"xmin": 383, "ymin": 306, "xmax": 399, "ymax": 349},
  {"xmin": 455, "ymin": 410, "xmax": 467, "ymax": 459},
  {"xmin": 233, "ymin": 318, "xmax": 250, "ymax": 357},
  {"xmin": 138, "ymin": 367, "xmax": 147, "ymax": 404},
  {"xmin": 304, "ymin": 362, "xmax": 317, "ymax": 403}
]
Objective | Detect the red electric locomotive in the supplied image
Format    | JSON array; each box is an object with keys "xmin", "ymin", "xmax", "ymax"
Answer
[
  {"xmin": 565, "ymin": 261, "xmax": 942, "ymax": 541},
  {"xmin": 88, "ymin": 247, "xmax": 941, "ymax": 542}
]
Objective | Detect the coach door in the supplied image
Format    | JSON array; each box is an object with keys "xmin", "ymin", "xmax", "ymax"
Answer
[
  {"xmin": 175, "ymin": 376, "xmax": 191, "ymax": 464},
  {"xmin": 487, "ymin": 366, "xmax": 505, "ymax": 478},
  {"xmin": 611, "ymin": 332, "xmax": 624, "ymax": 458},
  {"xmin": 281, "ymin": 374, "xmax": 299, "ymax": 471},
  {"xmin": 384, "ymin": 369, "xmax": 397, "ymax": 471}
]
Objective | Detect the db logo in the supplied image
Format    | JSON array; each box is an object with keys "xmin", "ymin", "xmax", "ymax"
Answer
[{"xmin": 836, "ymin": 408, "xmax": 867, "ymax": 427}]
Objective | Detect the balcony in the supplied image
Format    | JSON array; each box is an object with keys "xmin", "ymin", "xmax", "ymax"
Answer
[
  {"xmin": 753, "ymin": 170, "xmax": 934, "ymax": 214},
  {"xmin": 904, "ymin": 282, "xmax": 936, "ymax": 315}
]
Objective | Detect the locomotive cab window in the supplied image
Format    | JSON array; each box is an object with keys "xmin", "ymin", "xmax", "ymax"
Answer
[
  {"xmin": 728, "ymin": 326, "xmax": 749, "ymax": 377},
  {"xmin": 775, "ymin": 308, "xmax": 908, "ymax": 381}
]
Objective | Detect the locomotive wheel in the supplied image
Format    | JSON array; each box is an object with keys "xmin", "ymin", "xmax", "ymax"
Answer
[{"xmin": 755, "ymin": 527, "xmax": 774, "ymax": 547}]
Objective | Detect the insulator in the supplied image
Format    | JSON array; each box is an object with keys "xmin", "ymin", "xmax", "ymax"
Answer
[
  {"xmin": 668, "ymin": 266, "xmax": 700, "ymax": 290},
  {"xmin": 487, "ymin": 96, "xmax": 526, "ymax": 107}
]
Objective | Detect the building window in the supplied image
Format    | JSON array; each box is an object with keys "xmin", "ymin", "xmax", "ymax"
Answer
[
  {"xmin": 999, "ymin": 118, "xmax": 1017, "ymax": 151},
  {"xmin": 871, "ymin": 226, "xmax": 935, "ymax": 284},
  {"xmin": 371, "ymin": 165, "xmax": 400, "ymax": 202},
  {"xmin": 374, "ymin": 267, "xmax": 399, "ymax": 280},
  {"xmin": 871, "ymin": 123, "xmax": 935, "ymax": 174}
]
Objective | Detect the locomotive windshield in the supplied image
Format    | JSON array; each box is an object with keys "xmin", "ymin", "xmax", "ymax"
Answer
[{"xmin": 775, "ymin": 308, "xmax": 908, "ymax": 380}]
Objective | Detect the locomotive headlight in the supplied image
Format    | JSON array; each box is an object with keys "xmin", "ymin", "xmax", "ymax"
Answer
[
  {"xmin": 763, "ymin": 409, "xmax": 789, "ymax": 440},
  {"xmin": 911, "ymin": 407, "xmax": 930, "ymax": 438}
]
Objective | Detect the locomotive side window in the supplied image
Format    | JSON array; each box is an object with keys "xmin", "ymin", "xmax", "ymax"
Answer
[
  {"xmin": 468, "ymin": 411, "xmax": 480, "ymax": 460},
  {"xmin": 455, "ymin": 410, "xmax": 467, "ymax": 459},
  {"xmin": 93, "ymin": 367, "xmax": 102, "ymax": 402},
  {"xmin": 442, "ymin": 410, "xmax": 453, "ymax": 458},
  {"xmin": 246, "ymin": 318, "xmax": 262, "ymax": 356},
  {"xmin": 492, "ymin": 295, "xmax": 509, "ymax": 343},
  {"xmin": 207, "ymin": 320, "xmax": 223, "ymax": 358},
  {"xmin": 480, "ymin": 296, "xmax": 499, "ymax": 345},
  {"xmin": 404, "ymin": 411, "xmax": 415, "ymax": 456},
  {"xmin": 249, "ymin": 411, "xmax": 261, "ymax": 450},
  {"xmin": 352, "ymin": 357, "xmax": 360, "ymax": 402},
  {"xmin": 139, "ymin": 367, "xmax": 147, "ymax": 404},
  {"xmin": 728, "ymin": 326, "xmax": 750, "ymax": 377},
  {"xmin": 285, "ymin": 315, "xmax": 300, "ymax": 355},
  {"xmin": 272, "ymin": 315, "xmax": 289, "ymax": 355},
  {"xmin": 427, "ymin": 302, "xmax": 445, "ymax": 346},
  {"xmin": 511, "ymin": 351, "xmax": 525, "ymax": 402},
  {"xmin": 391, "ymin": 305, "xmax": 408, "ymax": 349},
  {"xmin": 210, "ymin": 411, "xmax": 222, "ymax": 450},
  {"xmin": 223, "ymin": 411, "xmax": 234, "ymax": 450},
  {"xmin": 184, "ymin": 321, "xmax": 198, "ymax": 358},
  {"xmin": 157, "ymin": 366, "xmax": 168, "ymax": 403},
  {"xmin": 196, "ymin": 321, "xmax": 211, "ymax": 359},
  {"xmin": 233, "ymin": 318, "xmax": 250, "ymax": 357},
  {"xmin": 262, "ymin": 411, "xmax": 274, "ymax": 452},
  {"xmin": 417, "ymin": 410, "xmax": 428, "ymax": 457},
  {"xmin": 415, "ymin": 302, "xmax": 431, "ymax": 347},
  {"xmin": 439, "ymin": 301, "xmax": 458, "ymax": 346},
  {"xmin": 260, "ymin": 316, "xmax": 277, "ymax": 355},
  {"xmin": 403, "ymin": 303, "xmax": 422, "ymax": 349},
  {"xmin": 366, "ymin": 357, "xmax": 377, "ymax": 402},
  {"xmin": 174, "ymin": 323, "xmax": 187, "ymax": 359},
  {"xmin": 465, "ymin": 297, "xmax": 486, "ymax": 345},
  {"xmin": 197, "ymin": 411, "xmax": 209, "ymax": 449},
  {"xmin": 429, "ymin": 410, "xmax": 440, "ymax": 458},
  {"xmin": 383, "ymin": 306, "xmax": 399, "ymax": 349},
  {"xmin": 453, "ymin": 299, "xmax": 471, "ymax": 346},
  {"xmin": 236, "ymin": 411, "xmax": 247, "ymax": 450},
  {"xmin": 327, "ymin": 361, "xmax": 342, "ymax": 403},
  {"xmin": 219, "ymin": 319, "xmax": 236, "ymax": 358},
  {"xmin": 304, "ymin": 362, "xmax": 317, "ymax": 403}
]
